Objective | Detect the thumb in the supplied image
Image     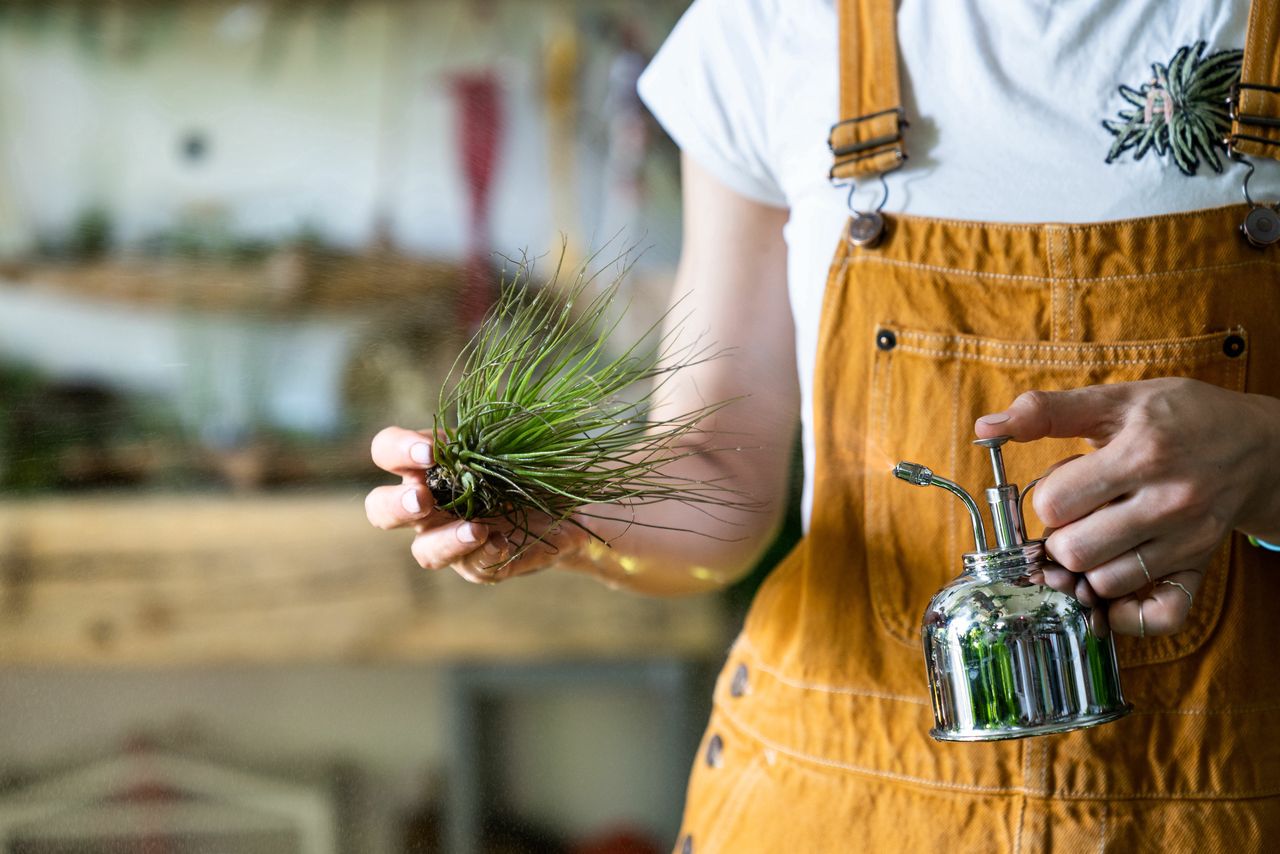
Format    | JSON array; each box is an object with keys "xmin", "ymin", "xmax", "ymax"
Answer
[{"xmin": 974, "ymin": 386, "xmax": 1127, "ymax": 444}]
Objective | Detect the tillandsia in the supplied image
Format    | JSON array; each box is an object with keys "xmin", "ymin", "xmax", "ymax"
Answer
[{"xmin": 427, "ymin": 248, "xmax": 751, "ymax": 567}]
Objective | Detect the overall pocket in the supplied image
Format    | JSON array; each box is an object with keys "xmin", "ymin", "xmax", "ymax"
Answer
[{"xmin": 863, "ymin": 326, "xmax": 1248, "ymax": 667}]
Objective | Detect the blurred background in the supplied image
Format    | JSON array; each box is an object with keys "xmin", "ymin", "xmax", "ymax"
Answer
[{"xmin": 0, "ymin": 1, "xmax": 799, "ymax": 852}]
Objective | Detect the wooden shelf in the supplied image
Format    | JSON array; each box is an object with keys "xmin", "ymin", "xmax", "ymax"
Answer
[
  {"xmin": 0, "ymin": 251, "xmax": 466, "ymax": 317},
  {"xmin": 0, "ymin": 493, "xmax": 729, "ymax": 668}
]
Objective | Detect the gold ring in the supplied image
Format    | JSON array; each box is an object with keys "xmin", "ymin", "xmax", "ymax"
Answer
[
  {"xmin": 1135, "ymin": 548, "xmax": 1152, "ymax": 584},
  {"xmin": 1160, "ymin": 579, "xmax": 1194, "ymax": 608},
  {"xmin": 1137, "ymin": 599, "xmax": 1146, "ymax": 638}
]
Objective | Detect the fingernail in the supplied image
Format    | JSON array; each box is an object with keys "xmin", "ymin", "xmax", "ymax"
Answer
[
  {"xmin": 977, "ymin": 412, "xmax": 1011, "ymax": 425},
  {"xmin": 457, "ymin": 523, "xmax": 484, "ymax": 544},
  {"xmin": 409, "ymin": 442, "xmax": 432, "ymax": 465},
  {"xmin": 401, "ymin": 488, "xmax": 421, "ymax": 515}
]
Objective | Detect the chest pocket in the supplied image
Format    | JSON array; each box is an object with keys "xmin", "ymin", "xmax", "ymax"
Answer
[{"xmin": 862, "ymin": 326, "xmax": 1248, "ymax": 667}]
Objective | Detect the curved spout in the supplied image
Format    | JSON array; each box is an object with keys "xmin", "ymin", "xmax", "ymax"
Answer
[{"xmin": 893, "ymin": 463, "xmax": 990, "ymax": 552}]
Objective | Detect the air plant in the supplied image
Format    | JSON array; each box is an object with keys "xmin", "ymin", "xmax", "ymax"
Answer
[{"xmin": 428, "ymin": 249, "xmax": 748, "ymax": 565}]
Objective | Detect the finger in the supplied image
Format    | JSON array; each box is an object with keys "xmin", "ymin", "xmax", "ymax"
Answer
[
  {"xmin": 410, "ymin": 520, "xmax": 488, "ymax": 570},
  {"xmin": 500, "ymin": 526, "xmax": 590, "ymax": 578},
  {"xmin": 1075, "ymin": 575, "xmax": 1101, "ymax": 609},
  {"xmin": 974, "ymin": 386, "xmax": 1127, "ymax": 445},
  {"xmin": 364, "ymin": 483, "xmax": 433, "ymax": 531},
  {"xmin": 1089, "ymin": 602, "xmax": 1112, "ymax": 639},
  {"xmin": 1023, "ymin": 456, "xmax": 1078, "ymax": 533},
  {"xmin": 1038, "ymin": 563, "xmax": 1078, "ymax": 597},
  {"xmin": 1107, "ymin": 570, "xmax": 1202, "ymax": 637},
  {"xmin": 453, "ymin": 563, "xmax": 501, "ymax": 585},
  {"xmin": 1082, "ymin": 534, "xmax": 1208, "ymax": 600},
  {"xmin": 1035, "ymin": 562, "xmax": 1102, "ymax": 607},
  {"xmin": 415, "ymin": 513, "xmax": 454, "ymax": 534},
  {"xmin": 1038, "ymin": 454, "xmax": 1083, "ymax": 479},
  {"xmin": 371, "ymin": 426, "xmax": 435, "ymax": 476},
  {"xmin": 453, "ymin": 534, "xmax": 512, "ymax": 583},
  {"xmin": 1032, "ymin": 447, "xmax": 1134, "ymax": 528},
  {"xmin": 1045, "ymin": 497, "xmax": 1157, "ymax": 575}
]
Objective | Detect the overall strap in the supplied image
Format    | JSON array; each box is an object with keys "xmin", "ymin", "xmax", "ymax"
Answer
[
  {"xmin": 1225, "ymin": 0, "xmax": 1279, "ymax": 161},
  {"xmin": 827, "ymin": 0, "xmax": 905, "ymax": 181}
]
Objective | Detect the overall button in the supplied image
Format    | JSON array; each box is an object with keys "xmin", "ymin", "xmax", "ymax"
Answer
[
  {"xmin": 729, "ymin": 663, "xmax": 749, "ymax": 697},
  {"xmin": 1242, "ymin": 206, "xmax": 1280, "ymax": 247},
  {"xmin": 705, "ymin": 734, "xmax": 724, "ymax": 768},
  {"xmin": 876, "ymin": 329, "xmax": 897, "ymax": 351},
  {"xmin": 848, "ymin": 211, "xmax": 885, "ymax": 247},
  {"xmin": 1223, "ymin": 334, "xmax": 1246, "ymax": 358}
]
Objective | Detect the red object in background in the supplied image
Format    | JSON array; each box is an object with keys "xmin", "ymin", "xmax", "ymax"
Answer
[
  {"xmin": 448, "ymin": 70, "xmax": 504, "ymax": 329},
  {"xmin": 573, "ymin": 827, "xmax": 663, "ymax": 854}
]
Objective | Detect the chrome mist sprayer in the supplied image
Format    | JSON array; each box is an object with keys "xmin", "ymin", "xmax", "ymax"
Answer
[{"xmin": 894, "ymin": 436, "xmax": 1131, "ymax": 742}]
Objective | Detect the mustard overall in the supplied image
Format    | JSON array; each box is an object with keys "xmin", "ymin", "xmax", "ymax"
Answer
[{"xmin": 676, "ymin": 1, "xmax": 1280, "ymax": 850}]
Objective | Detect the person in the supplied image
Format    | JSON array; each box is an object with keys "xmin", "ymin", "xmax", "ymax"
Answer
[{"xmin": 367, "ymin": 0, "xmax": 1280, "ymax": 848}]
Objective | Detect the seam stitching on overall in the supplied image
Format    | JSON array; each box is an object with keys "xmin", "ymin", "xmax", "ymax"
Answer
[
  {"xmin": 735, "ymin": 634, "xmax": 930, "ymax": 704},
  {"xmin": 716, "ymin": 695, "xmax": 1280, "ymax": 799},
  {"xmin": 874, "ymin": 326, "xmax": 911, "ymax": 642},
  {"xmin": 949, "ymin": 359, "xmax": 960, "ymax": 578},
  {"xmin": 714, "ymin": 697, "xmax": 1028, "ymax": 795},
  {"xmin": 1062, "ymin": 226, "xmax": 1078, "ymax": 340},
  {"xmin": 734, "ymin": 633, "xmax": 1280, "ymax": 713},
  {"xmin": 880, "ymin": 337, "xmax": 895, "ymax": 443},
  {"xmin": 1064, "ymin": 229, "xmax": 1075, "ymax": 338},
  {"xmin": 847, "ymin": 253, "xmax": 1280, "ymax": 284},
  {"xmin": 892, "ymin": 344, "xmax": 1223, "ymax": 368},
  {"xmin": 1021, "ymin": 740, "xmax": 1033, "ymax": 800},
  {"xmin": 1055, "ymin": 226, "xmax": 1067, "ymax": 342},
  {"xmin": 1041, "ymin": 738, "xmax": 1049, "ymax": 799},
  {"xmin": 871, "ymin": 205, "xmax": 1247, "ymax": 233},
  {"xmin": 1098, "ymin": 801, "xmax": 1109, "ymax": 854},
  {"xmin": 1131, "ymin": 699, "xmax": 1280, "ymax": 716},
  {"xmin": 896, "ymin": 328, "xmax": 1227, "ymax": 353},
  {"xmin": 1014, "ymin": 792, "xmax": 1026, "ymax": 854},
  {"xmin": 1047, "ymin": 225, "xmax": 1061, "ymax": 341}
]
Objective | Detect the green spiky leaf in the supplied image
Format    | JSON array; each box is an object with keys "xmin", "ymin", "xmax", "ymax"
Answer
[{"xmin": 428, "ymin": 247, "xmax": 752, "ymax": 565}]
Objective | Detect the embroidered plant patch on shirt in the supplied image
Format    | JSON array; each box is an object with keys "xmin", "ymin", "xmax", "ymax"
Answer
[{"xmin": 1102, "ymin": 41, "xmax": 1242, "ymax": 176}]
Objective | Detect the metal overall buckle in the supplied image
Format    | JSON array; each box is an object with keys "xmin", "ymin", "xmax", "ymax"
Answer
[
  {"xmin": 1226, "ymin": 81, "xmax": 1280, "ymax": 248},
  {"xmin": 828, "ymin": 108, "xmax": 908, "ymax": 248},
  {"xmin": 836, "ymin": 168, "xmax": 899, "ymax": 248}
]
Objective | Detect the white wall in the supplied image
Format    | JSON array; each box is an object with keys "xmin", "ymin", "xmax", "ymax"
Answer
[{"xmin": 0, "ymin": 0, "xmax": 683, "ymax": 262}]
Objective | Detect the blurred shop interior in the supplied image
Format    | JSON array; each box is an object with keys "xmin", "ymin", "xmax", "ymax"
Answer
[{"xmin": 0, "ymin": 1, "xmax": 798, "ymax": 852}]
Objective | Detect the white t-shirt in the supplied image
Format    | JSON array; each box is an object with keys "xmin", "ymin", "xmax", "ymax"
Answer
[{"xmin": 637, "ymin": 0, "xmax": 1280, "ymax": 529}]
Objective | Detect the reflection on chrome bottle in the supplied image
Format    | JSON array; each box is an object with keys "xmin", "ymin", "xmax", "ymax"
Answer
[{"xmin": 895, "ymin": 436, "xmax": 1130, "ymax": 742}]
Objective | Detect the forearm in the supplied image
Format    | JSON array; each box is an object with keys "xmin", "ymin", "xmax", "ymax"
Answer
[
  {"xmin": 555, "ymin": 278, "xmax": 800, "ymax": 595},
  {"xmin": 558, "ymin": 418, "xmax": 798, "ymax": 596},
  {"xmin": 553, "ymin": 153, "xmax": 797, "ymax": 595}
]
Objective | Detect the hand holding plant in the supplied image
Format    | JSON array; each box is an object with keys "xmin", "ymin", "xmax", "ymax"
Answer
[{"xmin": 365, "ymin": 251, "xmax": 750, "ymax": 585}]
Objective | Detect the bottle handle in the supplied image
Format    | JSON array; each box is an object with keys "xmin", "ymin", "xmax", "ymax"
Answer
[{"xmin": 1018, "ymin": 477, "xmax": 1046, "ymax": 540}]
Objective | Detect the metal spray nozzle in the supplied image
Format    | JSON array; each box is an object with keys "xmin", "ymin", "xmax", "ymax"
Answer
[
  {"xmin": 893, "ymin": 435, "xmax": 1035, "ymax": 555},
  {"xmin": 892, "ymin": 462, "xmax": 934, "ymax": 486},
  {"xmin": 893, "ymin": 462, "xmax": 989, "ymax": 552}
]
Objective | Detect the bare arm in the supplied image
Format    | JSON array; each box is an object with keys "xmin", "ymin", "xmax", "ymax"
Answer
[
  {"xmin": 559, "ymin": 154, "xmax": 799, "ymax": 593},
  {"xmin": 366, "ymin": 154, "xmax": 800, "ymax": 595}
]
